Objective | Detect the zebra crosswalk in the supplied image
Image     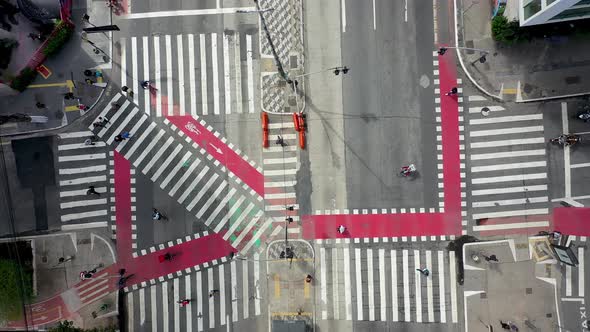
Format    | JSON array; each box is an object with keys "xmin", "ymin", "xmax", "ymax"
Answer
[
  {"xmin": 464, "ymin": 97, "xmax": 550, "ymax": 236},
  {"xmin": 57, "ymin": 131, "xmax": 111, "ymax": 228},
  {"xmin": 90, "ymin": 94, "xmax": 273, "ymax": 253},
  {"xmin": 120, "ymin": 32, "xmax": 258, "ymax": 117},
  {"xmin": 126, "ymin": 254, "xmax": 264, "ymax": 332},
  {"xmin": 316, "ymin": 245, "xmax": 458, "ymax": 323}
]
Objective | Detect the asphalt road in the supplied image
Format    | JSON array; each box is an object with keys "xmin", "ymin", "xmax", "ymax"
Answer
[{"xmin": 339, "ymin": 0, "xmax": 438, "ymax": 209}]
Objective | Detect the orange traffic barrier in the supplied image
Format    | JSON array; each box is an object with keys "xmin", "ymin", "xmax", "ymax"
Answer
[
  {"xmin": 297, "ymin": 113, "xmax": 306, "ymax": 131},
  {"xmin": 263, "ymin": 129, "xmax": 269, "ymax": 148},
  {"xmin": 292, "ymin": 113, "xmax": 301, "ymax": 131},
  {"xmin": 298, "ymin": 130, "xmax": 306, "ymax": 149},
  {"xmin": 261, "ymin": 112, "xmax": 269, "ymax": 131}
]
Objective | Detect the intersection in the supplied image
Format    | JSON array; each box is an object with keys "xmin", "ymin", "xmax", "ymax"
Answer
[{"xmin": 1, "ymin": 0, "xmax": 589, "ymax": 331}]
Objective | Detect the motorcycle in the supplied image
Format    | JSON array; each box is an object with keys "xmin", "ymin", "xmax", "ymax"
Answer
[
  {"xmin": 399, "ymin": 164, "xmax": 417, "ymax": 177},
  {"xmin": 550, "ymin": 134, "xmax": 581, "ymax": 146}
]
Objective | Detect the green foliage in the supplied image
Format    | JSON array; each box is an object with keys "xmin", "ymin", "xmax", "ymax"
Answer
[
  {"xmin": 491, "ymin": 9, "xmax": 522, "ymax": 44},
  {"xmin": 10, "ymin": 67, "xmax": 38, "ymax": 92},
  {"xmin": 0, "ymin": 259, "xmax": 33, "ymax": 321},
  {"xmin": 48, "ymin": 321, "xmax": 118, "ymax": 332},
  {"xmin": 42, "ymin": 21, "xmax": 74, "ymax": 58},
  {"xmin": 0, "ymin": 38, "xmax": 18, "ymax": 69}
]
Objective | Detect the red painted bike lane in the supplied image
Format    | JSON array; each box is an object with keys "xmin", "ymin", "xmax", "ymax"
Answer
[
  {"xmin": 302, "ymin": 51, "xmax": 462, "ymax": 239},
  {"xmin": 166, "ymin": 115, "xmax": 265, "ymax": 197}
]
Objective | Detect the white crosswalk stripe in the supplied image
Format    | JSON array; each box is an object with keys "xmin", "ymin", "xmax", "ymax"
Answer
[
  {"xmin": 90, "ymin": 95, "xmax": 270, "ymax": 253},
  {"xmin": 317, "ymin": 246, "xmax": 457, "ymax": 323},
  {"xmin": 127, "ymin": 258, "xmax": 263, "ymax": 331},
  {"xmin": 56, "ymin": 131, "xmax": 110, "ymax": 227},
  {"xmin": 120, "ymin": 33, "xmax": 258, "ymax": 117},
  {"xmin": 465, "ymin": 96, "xmax": 550, "ymax": 235}
]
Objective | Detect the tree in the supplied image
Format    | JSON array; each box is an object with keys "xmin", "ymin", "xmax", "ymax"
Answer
[
  {"xmin": 0, "ymin": 259, "xmax": 33, "ymax": 321},
  {"xmin": 491, "ymin": 6, "xmax": 523, "ymax": 44}
]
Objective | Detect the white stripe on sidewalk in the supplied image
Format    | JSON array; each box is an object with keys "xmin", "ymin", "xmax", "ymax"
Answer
[
  {"xmin": 472, "ymin": 184, "xmax": 547, "ymax": 196},
  {"xmin": 472, "ymin": 196, "xmax": 548, "ymax": 208},
  {"xmin": 471, "ymin": 149, "xmax": 546, "ymax": 160},
  {"xmin": 414, "ymin": 250, "xmax": 422, "ymax": 323},
  {"xmin": 177, "ymin": 34, "xmax": 186, "ymax": 116},
  {"xmin": 223, "ymin": 203, "xmax": 255, "ymax": 240},
  {"xmin": 263, "ymin": 157, "xmax": 298, "ymax": 165},
  {"xmin": 472, "ymin": 173, "xmax": 547, "ymax": 184},
  {"xmin": 264, "ymin": 169, "xmax": 297, "ymax": 176},
  {"xmin": 572, "ymin": 162, "xmax": 590, "ymax": 169},
  {"xmin": 214, "ymin": 195, "xmax": 246, "ymax": 232},
  {"xmin": 204, "ymin": 188, "xmax": 236, "ymax": 226},
  {"xmin": 188, "ymin": 34, "xmax": 197, "ymax": 116},
  {"xmin": 127, "ymin": 291, "xmax": 134, "ymax": 331},
  {"xmin": 378, "ymin": 249, "xmax": 387, "ymax": 321},
  {"xmin": 108, "ymin": 107, "xmax": 139, "ymax": 145},
  {"xmin": 471, "ymin": 161, "xmax": 546, "ymax": 172},
  {"xmin": 469, "ymin": 114, "xmax": 542, "ymax": 125},
  {"xmin": 470, "ymin": 137, "xmax": 545, "ymax": 148},
  {"xmin": 59, "ymin": 165, "xmax": 106, "ymax": 175},
  {"xmin": 355, "ymin": 248, "xmax": 363, "ymax": 321},
  {"xmin": 165, "ymin": 35, "xmax": 173, "ymax": 116},
  {"xmin": 99, "ymin": 99, "xmax": 130, "ymax": 138},
  {"xmin": 196, "ymin": 180, "xmax": 228, "ymax": 218},
  {"xmin": 234, "ymin": 33, "xmax": 242, "ymax": 114},
  {"xmin": 469, "ymin": 126, "xmax": 544, "ymax": 137},
  {"xmin": 391, "ymin": 250, "xmax": 398, "ymax": 321},
  {"xmin": 367, "ymin": 248, "xmax": 375, "ymax": 321},
  {"xmin": 211, "ymin": 33, "xmax": 220, "ymax": 115},
  {"xmin": 344, "ymin": 248, "xmax": 352, "ymax": 320},
  {"xmin": 403, "ymin": 250, "xmax": 410, "ymax": 322},
  {"xmin": 143, "ymin": 36, "xmax": 150, "ymax": 116},
  {"xmin": 154, "ymin": 36, "xmax": 162, "ymax": 117},
  {"xmin": 472, "ymin": 208, "xmax": 549, "ymax": 220},
  {"xmin": 264, "ymin": 192, "xmax": 296, "ymax": 199},
  {"xmin": 150, "ymin": 285, "xmax": 158, "ymax": 332},
  {"xmin": 320, "ymin": 248, "xmax": 327, "ymax": 320},
  {"xmin": 223, "ymin": 34, "xmax": 231, "ymax": 114},
  {"xmin": 472, "ymin": 220, "xmax": 550, "ymax": 232},
  {"xmin": 180, "ymin": 168, "xmax": 212, "ymax": 205},
  {"xmin": 246, "ymin": 34, "xmax": 255, "ymax": 113},
  {"xmin": 125, "ymin": 120, "xmax": 156, "ymax": 160},
  {"xmin": 438, "ymin": 251, "xmax": 446, "ymax": 323},
  {"xmin": 200, "ymin": 34, "xmax": 208, "ymax": 115}
]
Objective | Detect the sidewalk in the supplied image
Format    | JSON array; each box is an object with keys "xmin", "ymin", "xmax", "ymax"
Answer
[
  {"xmin": 0, "ymin": 0, "xmax": 112, "ymax": 136},
  {"xmin": 455, "ymin": 0, "xmax": 590, "ymax": 102}
]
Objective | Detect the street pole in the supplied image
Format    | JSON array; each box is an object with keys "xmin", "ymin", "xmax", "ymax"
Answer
[
  {"xmin": 437, "ymin": 46, "xmax": 490, "ymax": 55},
  {"xmin": 251, "ymin": 0, "xmax": 289, "ymax": 82}
]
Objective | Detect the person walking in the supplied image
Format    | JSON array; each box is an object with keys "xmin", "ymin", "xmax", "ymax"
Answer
[
  {"xmin": 416, "ymin": 268, "xmax": 430, "ymax": 277},
  {"xmin": 35, "ymin": 102, "xmax": 46, "ymax": 109},
  {"xmin": 84, "ymin": 138, "xmax": 96, "ymax": 146},
  {"xmin": 87, "ymin": 186, "xmax": 100, "ymax": 196},
  {"xmin": 121, "ymin": 131, "xmax": 132, "ymax": 139},
  {"xmin": 209, "ymin": 290, "xmax": 219, "ymax": 298},
  {"xmin": 305, "ymin": 274, "xmax": 313, "ymax": 283},
  {"xmin": 499, "ymin": 320, "xmax": 511, "ymax": 330},
  {"xmin": 114, "ymin": 134, "xmax": 124, "ymax": 142},
  {"xmin": 483, "ymin": 254, "xmax": 498, "ymax": 262},
  {"xmin": 98, "ymin": 116, "xmax": 110, "ymax": 125},
  {"xmin": 152, "ymin": 208, "xmax": 168, "ymax": 220},
  {"xmin": 445, "ymin": 87, "xmax": 458, "ymax": 96},
  {"xmin": 121, "ymin": 85, "xmax": 134, "ymax": 97},
  {"xmin": 177, "ymin": 299, "xmax": 191, "ymax": 307},
  {"xmin": 275, "ymin": 136, "xmax": 285, "ymax": 146},
  {"xmin": 93, "ymin": 121, "xmax": 106, "ymax": 128}
]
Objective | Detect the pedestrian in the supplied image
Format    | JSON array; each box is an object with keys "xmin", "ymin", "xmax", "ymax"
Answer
[
  {"xmin": 508, "ymin": 322, "xmax": 518, "ymax": 331},
  {"xmin": 78, "ymin": 104, "xmax": 87, "ymax": 111},
  {"xmin": 35, "ymin": 102, "xmax": 45, "ymax": 109},
  {"xmin": 121, "ymin": 131, "xmax": 132, "ymax": 139},
  {"xmin": 177, "ymin": 299, "xmax": 191, "ymax": 307},
  {"xmin": 152, "ymin": 208, "xmax": 167, "ymax": 220},
  {"xmin": 275, "ymin": 135, "xmax": 284, "ymax": 146},
  {"xmin": 85, "ymin": 78, "xmax": 94, "ymax": 85},
  {"xmin": 87, "ymin": 186, "xmax": 100, "ymax": 196},
  {"xmin": 121, "ymin": 86, "xmax": 134, "ymax": 97},
  {"xmin": 499, "ymin": 320, "xmax": 510, "ymax": 330},
  {"xmin": 286, "ymin": 217, "xmax": 293, "ymax": 223},
  {"xmin": 483, "ymin": 254, "xmax": 498, "ymax": 262},
  {"xmin": 93, "ymin": 121, "xmax": 105, "ymax": 128},
  {"xmin": 337, "ymin": 225, "xmax": 346, "ymax": 234},
  {"xmin": 64, "ymin": 92, "xmax": 75, "ymax": 99},
  {"xmin": 305, "ymin": 274, "xmax": 313, "ymax": 283},
  {"xmin": 286, "ymin": 206, "xmax": 294, "ymax": 211},
  {"xmin": 209, "ymin": 290, "xmax": 219, "ymax": 297},
  {"xmin": 111, "ymin": 102, "xmax": 121, "ymax": 110},
  {"xmin": 114, "ymin": 134, "xmax": 124, "ymax": 142},
  {"xmin": 84, "ymin": 138, "xmax": 95, "ymax": 146},
  {"xmin": 445, "ymin": 87, "xmax": 458, "ymax": 96},
  {"xmin": 98, "ymin": 116, "xmax": 110, "ymax": 125},
  {"xmin": 28, "ymin": 33, "xmax": 41, "ymax": 40},
  {"xmin": 416, "ymin": 268, "xmax": 430, "ymax": 277}
]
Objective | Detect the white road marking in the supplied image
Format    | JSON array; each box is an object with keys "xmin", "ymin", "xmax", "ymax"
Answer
[
  {"xmin": 344, "ymin": 248, "xmax": 352, "ymax": 320},
  {"xmin": 208, "ymin": 269, "xmax": 215, "ymax": 329},
  {"xmin": 468, "ymin": 105, "xmax": 505, "ymax": 113},
  {"xmin": 563, "ymin": 102, "xmax": 571, "ymax": 197},
  {"xmin": 470, "ymin": 149, "xmax": 546, "ymax": 160},
  {"xmin": 254, "ymin": 252, "xmax": 261, "ymax": 315},
  {"xmin": 150, "ymin": 284, "xmax": 158, "ymax": 332},
  {"xmin": 449, "ymin": 251, "xmax": 458, "ymax": 322},
  {"xmin": 154, "ymin": 36, "xmax": 162, "ymax": 117},
  {"xmin": 235, "ymin": 211, "xmax": 267, "ymax": 251},
  {"xmin": 426, "ymin": 251, "xmax": 434, "ymax": 322},
  {"xmin": 177, "ymin": 35, "xmax": 186, "ymax": 116},
  {"xmin": 142, "ymin": 36, "xmax": 151, "ymax": 116},
  {"xmin": 472, "ymin": 208, "xmax": 548, "ymax": 220},
  {"xmin": 196, "ymin": 180, "xmax": 228, "ymax": 218},
  {"xmin": 173, "ymin": 278, "xmax": 180, "ymax": 332},
  {"xmin": 320, "ymin": 248, "xmax": 327, "ymax": 320},
  {"xmin": 414, "ymin": 250, "xmax": 422, "ymax": 323},
  {"xmin": 472, "ymin": 196, "xmax": 548, "ymax": 208},
  {"xmin": 59, "ymin": 175, "xmax": 106, "ymax": 186},
  {"xmin": 131, "ymin": 37, "xmax": 139, "ymax": 104},
  {"xmin": 223, "ymin": 34, "xmax": 232, "ymax": 114},
  {"xmin": 246, "ymin": 35, "xmax": 255, "ymax": 113},
  {"xmin": 162, "ymin": 281, "xmax": 169, "ymax": 332},
  {"xmin": 219, "ymin": 265, "xmax": 226, "ymax": 326},
  {"xmin": 372, "ymin": 0, "xmax": 376, "ymax": 30},
  {"xmin": 58, "ymin": 131, "xmax": 94, "ymax": 139},
  {"xmin": 378, "ymin": 249, "xmax": 386, "ymax": 321},
  {"xmin": 214, "ymin": 195, "xmax": 246, "ymax": 232},
  {"xmin": 571, "ymin": 162, "xmax": 590, "ymax": 168},
  {"xmin": 472, "ymin": 173, "xmax": 547, "ymax": 184},
  {"xmin": 471, "ymin": 161, "xmax": 546, "ymax": 172},
  {"xmin": 579, "ymin": 247, "xmax": 584, "ymax": 297},
  {"xmin": 205, "ymin": 188, "xmax": 237, "ymax": 226},
  {"xmin": 469, "ymin": 114, "xmax": 543, "ymax": 125},
  {"xmin": 108, "ymin": 107, "xmax": 139, "ymax": 145},
  {"xmin": 391, "ymin": 250, "xmax": 398, "ymax": 321},
  {"xmin": 127, "ymin": 291, "xmax": 134, "ymax": 331},
  {"xmin": 223, "ymin": 202, "xmax": 255, "ymax": 240},
  {"xmin": 472, "ymin": 184, "xmax": 547, "ymax": 196},
  {"xmin": 403, "ymin": 250, "xmax": 410, "ymax": 322},
  {"xmin": 185, "ymin": 275, "xmax": 192, "ymax": 332},
  {"xmin": 470, "ymin": 126, "xmax": 544, "ymax": 137},
  {"xmin": 124, "ymin": 7, "xmax": 257, "ymax": 19},
  {"xmin": 341, "ymin": 0, "xmax": 346, "ymax": 32},
  {"xmin": 470, "ymin": 137, "xmax": 545, "ymax": 148},
  {"xmin": 188, "ymin": 34, "xmax": 197, "ymax": 116},
  {"xmin": 472, "ymin": 220, "xmax": 550, "ymax": 232},
  {"xmin": 196, "ymin": 272, "xmax": 203, "ymax": 331},
  {"xmin": 234, "ymin": 33, "xmax": 242, "ymax": 114},
  {"xmin": 60, "ymin": 221, "xmax": 108, "ymax": 230},
  {"xmin": 332, "ymin": 248, "xmax": 340, "ymax": 319},
  {"xmin": 242, "ymin": 259, "xmax": 249, "ymax": 320},
  {"xmin": 139, "ymin": 288, "xmax": 146, "ymax": 325},
  {"xmin": 438, "ymin": 251, "xmax": 446, "ymax": 323},
  {"xmin": 231, "ymin": 261, "xmax": 238, "ymax": 322},
  {"xmin": 60, "ymin": 199, "xmax": 107, "ymax": 209},
  {"xmin": 60, "ymin": 187, "xmax": 106, "ymax": 198},
  {"xmin": 165, "ymin": 35, "xmax": 173, "ymax": 115},
  {"xmin": 124, "ymin": 122, "xmax": 156, "ymax": 159},
  {"xmin": 116, "ymin": 114, "xmax": 148, "ymax": 153},
  {"xmin": 169, "ymin": 159, "xmax": 202, "ymax": 198},
  {"xmin": 160, "ymin": 152, "xmax": 192, "ymax": 189},
  {"xmin": 404, "ymin": 0, "xmax": 408, "ymax": 22},
  {"xmin": 121, "ymin": 38, "xmax": 127, "ymax": 88},
  {"xmin": 367, "ymin": 249, "xmax": 375, "ymax": 321},
  {"xmin": 263, "ymin": 157, "xmax": 298, "ymax": 164},
  {"xmin": 152, "ymin": 144, "xmax": 183, "ymax": 182},
  {"xmin": 212, "ymin": 33, "xmax": 220, "ymax": 115},
  {"xmin": 355, "ymin": 248, "xmax": 363, "ymax": 321},
  {"xmin": 180, "ymin": 167, "xmax": 212, "ymax": 205},
  {"xmin": 133, "ymin": 129, "xmax": 165, "ymax": 167},
  {"xmin": 59, "ymin": 154, "xmax": 106, "ymax": 162},
  {"xmin": 566, "ymin": 264, "xmax": 572, "ymax": 296},
  {"xmin": 58, "ymin": 142, "xmax": 106, "ymax": 150},
  {"xmin": 59, "ymin": 165, "xmax": 106, "ymax": 175},
  {"xmin": 200, "ymin": 34, "xmax": 208, "ymax": 115}
]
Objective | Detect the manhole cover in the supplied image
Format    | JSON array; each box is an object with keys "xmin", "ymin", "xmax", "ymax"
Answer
[{"xmin": 481, "ymin": 107, "xmax": 490, "ymax": 117}]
